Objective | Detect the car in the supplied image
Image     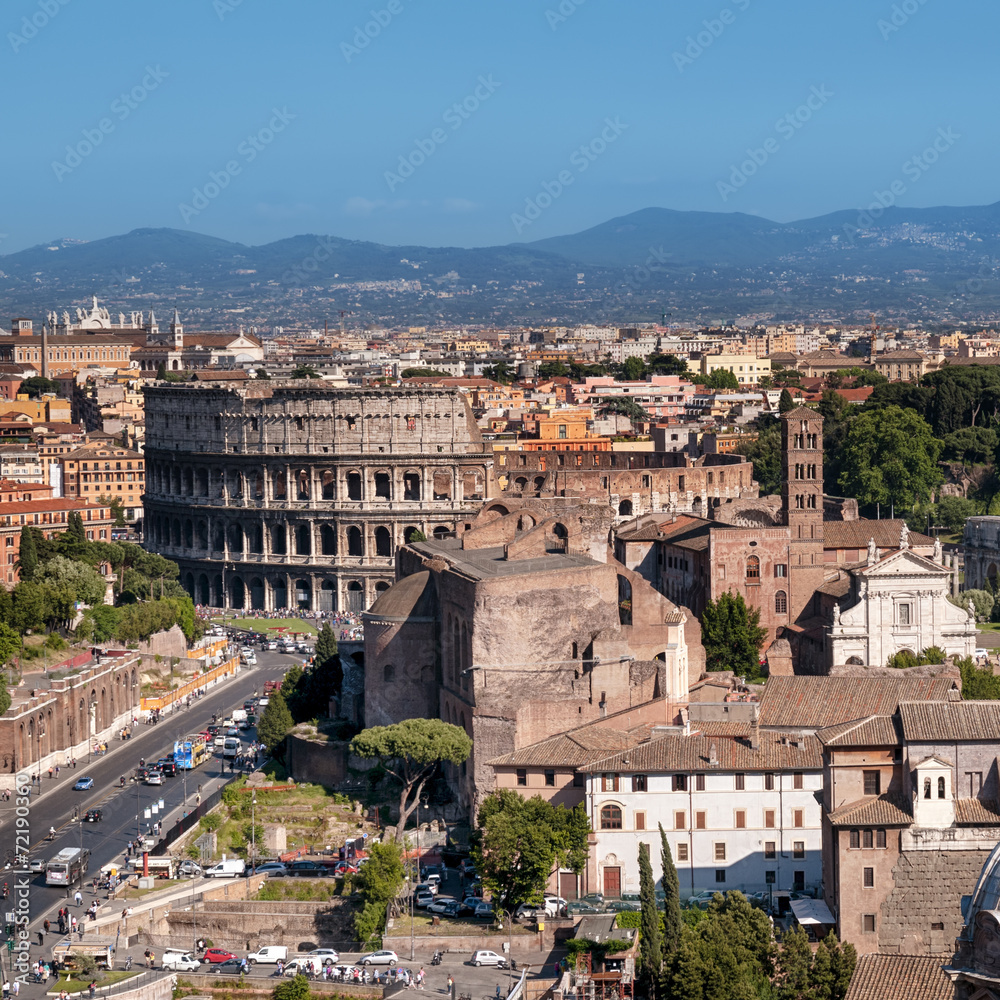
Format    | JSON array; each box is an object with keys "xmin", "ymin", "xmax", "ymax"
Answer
[
  {"xmin": 565, "ymin": 901, "xmax": 602, "ymax": 915},
  {"xmin": 257, "ymin": 697, "xmax": 270, "ymax": 708},
  {"xmin": 414, "ymin": 881, "xmax": 439, "ymax": 897},
  {"xmin": 209, "ymin": 959, "xmax": 245, "ymax": 975},
  {"xmin": 144, "ymin": 770, "xmax": 163, "ymax": 785},
  {"xmin": 473, "ymin": 903, "xmax": 495, "ymax": 920},
  {"xmin": 201, "ymin": 949, "xmax": 238, "ymax": 964},
  {"xmin": 424, "ymin": 873, "xmax": 442, "ymax": 886},
  {"xmin": 73, "ymin": 777, "xmax": 94, "ymax": 791},
  {"xmin": 156, "ymin": 759, "xmax": 177, "ymax": 777},
  {"xmin": 214, "ymin": 735, "xmax": 226, "ymax": 748},
  {"xmin": 84, "ymin": 809, "xmax": 102, "ymax": 822},
  {"xmin": 415, "ymin": 890, "xmax": 435, "ymax": 908},
  {"xmin": 515, "ymin": 903, "xmax": 546, "ymax": 921},
  {"xmin": 975, "ymin": 647, "xmax": 991, "ymax": 658},
  {"xmin": 581, "ymin": 892, "xmax": 605, "ymax": 906},
  {"xmin": 470, "ymin": 950, "xmax": 506, "ymax": 968},
  {"xmin": 439, "ymin": 900, "xmax": 462, "ymax": 918},
  {"xmin": 304, "ymin": 949, "xmax": 339, "ymax": 965},
  {"xmin": 177, "ymin": 861, "xmax": 203, "ymax": 878},
  {"xmin": 427, "ymin": 896, "xmax": 458, "ymax": 914},
  {"xmin": 605, "ymin": 899, "xmax": 641, "ymax": 913},
  {"xmin": 29, "ymin": 859, "xmax": 44, "ymax": 873},
  {"xmin": 686, "ymin": 891, "xmax": 718, "ymax": 910},
  {"xmin": 333, "ymin": 861, "xmax": 358, "ymax": 875},
  {"xmin": 263, "ymin": 641, "xmax": 278, "ymax": 651},
  {"xmin": 226, "ymin": 727, "xmax": 239, "ymax": 737},
  {"xmin": 288, "ymin": 860, "xmax": 323, "ymax": 872},
  {"xmin": 253, "ymin": 862, "xmax": 288, "ymax": 875},
  {"xmin": 358, "ymin": 950, "xmax": 398, "ymax": 967},
  {"xmin": 162, "ymin": 951, "xmax": 201, "ymax": 972},
  {"xmin": 459, "ymin": 859, "xmax": 477, "ymax": 876}
]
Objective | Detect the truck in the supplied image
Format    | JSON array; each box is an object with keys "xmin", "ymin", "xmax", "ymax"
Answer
[
  {"xmin": 232, "ymin": 708, "xmax": 248, "ymax": 723},
  {"xmin": 52, "ymin": 938, "xmax": 115, "ymax": 970},
  {"xmin": 264, "ymin": 679, "xmax": 282, "ymax": 693},
  {"xmin": 247, "ymin": 946, "xmax": 288, "ymax": 965}
]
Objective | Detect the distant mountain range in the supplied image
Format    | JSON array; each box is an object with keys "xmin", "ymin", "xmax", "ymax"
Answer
[{"xmin": 2, "ymin": 202, "xmax": 999, "ymax": 329}]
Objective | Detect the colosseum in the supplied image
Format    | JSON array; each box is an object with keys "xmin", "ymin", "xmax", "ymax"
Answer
[{"xmin": 142, "ymin": 381, "xmax": 494, "ymax": 612}]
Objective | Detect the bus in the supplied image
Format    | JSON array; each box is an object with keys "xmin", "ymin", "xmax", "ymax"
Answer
[
  {"xmin": 173, "ymin": 737, "xmax": 209, "ymax": 770},
  {"xmin": 46, "ymin": 847, "xmax": 90, "ymax": 886}
]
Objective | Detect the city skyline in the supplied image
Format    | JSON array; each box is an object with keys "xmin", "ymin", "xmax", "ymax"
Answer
[{"xmin": 4, "ymin": 0, "xmax": 992, "ymax": 254}]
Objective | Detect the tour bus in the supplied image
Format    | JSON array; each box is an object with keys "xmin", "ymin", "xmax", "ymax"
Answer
[
  {"xmin": 174, "ymin": 737, "xmax": 210, "ymax": 770},
  {"xmin": 222, "ymin": 737, "xmax": 241, "ymax": 759},
  {"xmin": 46, "ymin": 847, "xmax": 91, "ymax": 886}
]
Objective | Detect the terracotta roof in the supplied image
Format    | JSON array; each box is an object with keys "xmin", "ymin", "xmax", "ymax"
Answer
[
  {"xmin": 488, "ymin": 727, "xmax": 641, "ymax": 768},
  {"xmin": 185, "ymin": 333, "xmax": 262, "ymax": 348},
  {"xmin": 817, "ymin": 715, "xmax": 902, "ymax": 747},
  {"xmin": 843, "ymin": 953, "xmax": 952, "ymax": 1000},
  {"xmin": 878, "ymin": 350, "xmax": 926, "ymax": 360},
  {"xmin": 833, "ymin": 387, "xmax": 874, "ymax": 403},
  {"xmin": 190, "ymin": 370, "xmax": 250, "ymax": 381},
  {"xmin": 689, "ymin": 720, "xmax": 754, "ymax": 738},
  {"xmin": 582, "ymin": 731, "xmax": 823, "ymax": 773},
  {"xmin": 900, "ymin": 701, "xmax": 1000, "ymax": 742},
  {"xmin": 781, "ymin": 405, "xmax": 820, "ymax": 419},
  {"xmin": 757, "ymin": 676, "xmax": 956, "ymax": 730},
  {"xmin": 954, "ymin": 798, "xmax": 1000, "ymax": 825},
  {"xmin": 827, "ymin": 793, "xmax": 912, "ymax": 827},
  {"xmin": 823, "ymin": 518, "xmax": 935, "ymax": 550},
  {"xmin": 0, "ymin": 498, "xmax": 112, "ymax": 515}
]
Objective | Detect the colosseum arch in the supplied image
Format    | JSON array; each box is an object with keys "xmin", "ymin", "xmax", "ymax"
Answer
[
  {"xmin": 295, "ymin": 524, "xmax": 311, "ymax": 556},
  {"xmin": 433, "ymin": 525, "xmax": 451, "ymax": 540},
  {"xmin": 196, "ymin": 573, "xmax": 210, "ymax": 604},
  {"xmin": 347, "ymin": 526, "xmax": 364, "ymax": 557},
  {"xmin": 249, "ymin": 524, "xmax": 264, "ymax": 553},
  {"xmin": 320, "ymin": 579, "xmax": 336, "ymax": 611},
  {"xmin": 212, "ymin": 522, "xmax": 225, "ymax": 552},
  {"xmin": 375, "ymin": 526, "xmax": 392, "ymax": 557},
  {"xmin": 320, "ymin": 525, "xmax": 337, "ymax": 555},
  {"xmin": 271, "ymin": 524, "xmax": 287, "ymax": 555},
  {"xmin": 183, "ymin": 467, "xmax": 193, "ymax": 495},
  {"xmin": 347, "ymin": 472, "xmax": 363, "ymax": 501},
  {"xmin": 403, "ymin": 471, "xmax": 421, "ymax": 501},
  {"xmin": 346, "ymin": 580, "xmax": 364, "ymax": 613},
  {"xmin": 270, "ymin": 575, "xmax": 288, "ymax": 609},
  {"xmin": 183, "ymin": 519, "xmax": 194, "ymax": 548},
  {"xmin": 295, "ymin": 469, "xmax": 311, "ymax": 501},
  {"xmin": 254, "ymin": 472, "xmax": 265, "ymax": 500},
  {"xmin": 249, "ymin": 577, "xmax": 266, "ymax": 610},
  {"xmin": 229, "ymin": 576, "xmax": 246, "ymax": 609},
  {"xmin": 433, "ymin": 471, "xmax": 452, "ymax": 500},
  {"xmin": 374, "ymin": 472, "xmax": 391, "ymax": 500},
  {"xmin": 272, "ymin": 469, "xmax": 287, "ymax": 499},
  {"xmin": 228, "ymin": 523, "xmax": 244, "ymax": 554},
  {"xmin": 321, "ymin": 471, "xmax": 335, "ymax": 500},
  {"xmin": 197, "ymin": 520, "xmax": 209, "ymax": 550}
]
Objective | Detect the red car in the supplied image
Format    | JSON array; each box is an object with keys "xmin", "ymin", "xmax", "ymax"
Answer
[
  {"xmin": 201, "ymin": 949, "xmax": 238, "ymax": 964},
  {"xmin": 334, "ymin": 862, "xmax": 358, "ymax": 875}
]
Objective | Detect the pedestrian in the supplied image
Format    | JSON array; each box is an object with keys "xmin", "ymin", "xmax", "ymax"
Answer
[
  {"xmin": 75, "ymin": 889, "xmax": 83, "ymax": 906},
  {"xmin": 2, "ymin": 978, "xmax": 9, "ymax": 999},
  {"xmin": 10, "ymin": 979, "xmax": 18, "ymax": 998},
  {"xmin": 72, "ymin": 758, "xmax": 76, "ymax": 768},
  {"xmin": 496, "ymin": 985, "xmax": 501, "ymax": 1000},
  {"xmin": 88, "ymin": 982, "xmax": 96, "ymax": 999},
  {"xmin": 48, "ymin": 767, "xmax": 53, "ymax": 780},
  {"xmin": 70, "ymin": 915, "xmax": 78, "ymax": 935},
  {"xmin": 44, "ymin": 919, "xmax": 50, "ymax": 935}
]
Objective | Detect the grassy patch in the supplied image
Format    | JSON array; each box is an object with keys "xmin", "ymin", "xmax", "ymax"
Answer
[
  {"xmin": 57, "ymin": 971, "xmax": 141, "ymax": 992},
  {"xmin": 403, "ymin": 913, "xmax": 531, "ymax": 937},
  {"xmin": 211, "ymin": 617, "xmax": 317, "ymax": 635},
  {"xmin": 257, "ymin": 879, "xmax": 345, "ymax": 901},
  {"xmin": 118, "ymin": 878, "xmax": 183, "ymax": 898}
]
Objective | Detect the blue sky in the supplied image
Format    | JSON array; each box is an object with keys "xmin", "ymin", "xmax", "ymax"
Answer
[{"xmin": 2, "ymin": 0, "xmax": 992, "ymax": 252}]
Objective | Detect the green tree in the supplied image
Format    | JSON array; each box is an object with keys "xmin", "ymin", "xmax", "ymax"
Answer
[
  {"xmin": 658, "ymin": 823, "xmax": 682, "ymax": 956},
  {"xmin": 942, "ymin": 426, "xmax": 998, "ymax": 466},
  {"xmin": 16, "ymin": 527, "xmax": 39, "ymax": 581},
  {"xmin": 19, "ymin": 376, "xmax": 60, "ymax": 398},
  {"xmin": 618, "ymin": 357, "xmax": 648, "ymax": 382},
  {"xmin": 810, "ymin": 935, "xmax": 835, "ymax": 1000},
  {"xmin": 778, "ymin": 388, "xmax": 796, "ymax": 413},
  {"xmin": 0, "ymin": 621, "xmax": 17, "ymax": 716},
  {"xmin": 79, "ymin": 605, "xmax": 123, "ymax": 644},
  {"xmin": 482, "ymin": 361, "xmax": 515, "ymax": 384},
  {"xmin": 958, "ymin": 656, "xmax": 1000, "ymax": 699},
  {"xmin": 637, "ymin": 843, "xmax": 662, "ymax": 996},
  {"xmin": 257, "ymin": 690, "xmax": 294, "ymax": 760},
  {"xmin": 354, "ymin": 840, "xmax": 406, "ymax": 945},
  {"xmin": 598, "ymin": 397, "xmax": 652, "ymax": 423},
  {"xmin": 401, "ymin": 367, "xmax": 451, "ymax": 378},
  {"xmin": 733, "ymin": 419, "xmax": 781, "ymax": 496},
  {"xmin": 11, "ymin": 580, "xmax": 50, "ymax": 633},
  {"xmin": 950, "ymin": 589, "xmax": 993, "ymax": 622},
  {"xmin": 829, "ymin": 936, "xmax": 857, "ymax": 1000},
  {"xmin": 351, "ymin": 719, "xmax": 472, "ymax": 842},
  {"xmin": 838, "ymin": 405, "xmax": 943, "ymax": 512},
  {"xmin": 934, "ymin": 496, "xmax": 980, "ymax": 534},
  {"xmin": 707, "ymin": 368, "xmax": 740, "ymax": 391},
  {"xmin": 700, "ymin": 592, "xmax": 768, "ymax": 677},
  {"xmin": 272, "ymin": 974, "xmax": 310, "ymax": 1000},
  {"xmin": 538, "ymin": 361, "xmax": 571, "ymax": 379},
  {"xmin": 315, "ymin": 622, "xmax": 338, "ymax": 665},
  {"xmin": 471, "ymin": 790, "xmax": 590, "ymax": 914},
  {"xmin": 35, "ymin": 555, "xmax": 106, "ymax": 607},
  {"xmin": 67, "ymin": 511, "xmax": 86, "ymax": 543},
  {"xmin": 156, "ymin": 362, "xmax": 167, "ymax": 380},
  {"xmin": 95, "ymin": 494, "xmax": 128, "ymax": 526},
  {"xmin": 647, "ymin": 353, "xmax": 688, "ymax": 377},
  {"xmin": 775, "ymin": 924, "xmax": 813, "ymax": 1000},
  {"xmin": 405, "ymin": 528, "xmax": 426, "ymax": 543},
  {"xmin": 289, "ymin": 365, "xmax": 321, "ymax": 379},
  {"xmin": 255, "ymin": 367, "xmax": 271, "ymax": 380}
]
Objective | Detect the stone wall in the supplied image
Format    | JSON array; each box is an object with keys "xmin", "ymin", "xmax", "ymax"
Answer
[
  {"xmin": 138, "ymin": 625, "xmax": 189, "ymax": 659},
  {"xmin": 880, "ymin": 848, "xmax": 989, "ymax": 955},
  {"xmin": 286, "ymin": 734, "xmax": 349, "ymax": 788}
]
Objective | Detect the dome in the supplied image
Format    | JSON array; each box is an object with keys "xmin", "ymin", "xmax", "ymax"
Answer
[
  {"xmin": 364, "ymin": 570, "xmax": 437, "ymax": 622},
  {"xmin": 961, "ymin": 840, "xmax": 1000, "ymax": 939}
]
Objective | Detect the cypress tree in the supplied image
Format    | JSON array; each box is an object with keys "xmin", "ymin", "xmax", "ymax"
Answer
[
  {"xmin": 156, "ymin": 361, "xmax": 167, "ymax": 380},
  {"xmin": 779, "ymin": 388, "xmax": 796, "ymax": 413},
  {"xmin": 315, "ymin": 622, "xmax": 338, "ymax": 665},
  {"xmin": 658, "ymin": 823, "xmax": 682, "ymax": 955},
  {"xmin": 17, "ymin": 527, "xmax": 38, "ymax": 581},
  {"xmin": 637, "ymin": 842, "xmax": 662, "ymax": 997}
]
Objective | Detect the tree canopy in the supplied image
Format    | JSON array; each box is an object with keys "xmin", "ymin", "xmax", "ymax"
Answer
[
  {"xmin": 471, "ymin": 789, "xmax": 590, "ymax": 914},
  {"xmin": 734, "ymin": 419, "xmax": 781, "ymax": 496},
  {"xmin": 351, "ymin": 718, "xmax": 471, "ymax": 842},
  {"xmin": 257, "ymin": 690, "xmax": 294, "ymax": 760},
  {"xmin": 700, "ymin": 591, "xmax": 768, "ymax": 679}
]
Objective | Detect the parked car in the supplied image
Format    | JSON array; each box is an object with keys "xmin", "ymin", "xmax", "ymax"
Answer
[
  {"xmin": 686, "ymin": 891, "xmax": 718, "ymax": 910},
  {"xmin": 415, "ymin": 890, "xmax": 435, "ymax": 908},
  {"xmin": 358, "ymin": 950, "xmax": 398, "ymax": 966},
  {"xmin": 253, "ymin": 862, "xmax": 287, "ymax": 875},
  {"xmin": 204, "ymin": 859, "xmax": 246, "ymax": 878},
  {"xmin": 543, "ymin": 896, "xmax": 568, "ymax": 917},
  {"xmin": 414, "ymin": 881, "xmax": 439, "ymax": 897},
  {"xmin": 287, "ymin": 860, "xmax": 324, "ymax": 874},
  {"xmin": 177, "ymin": 861, "xmax": 203, "ymax": 878},
  {"xmin": 427, "ymin": 896, "xmax": 458, "ymax": 914},
  {"xmin": 84, "ymin": 809, "xmax": 102, "ymax": 822},
  {"xmin": 209, "ymin": 959, "xmax": 245, "ymax": 975},
  {"xmin": 605, "ymin": 899, "xmax": 641, "ymax": 913},
  {"xmin": 566, "ymin": 901, "xmax": 602, "ymax": 915},
  {"xmin": 162, "ymin": 952, "xmax": 201, "ymax": 972},
  {"xmin": 73, "ymin": 777, "xmax": 94, "ymax": 791},
  {"xmin": 473, "ymin": 903, "xmax": 495, "ymax": 920},
  {"xmin": 304, "ymin": 949, "xmax": 339, "ymax": 965},
  {"xmin": 201, "ymin": 949, "xmax": 238, "ymax": 964},
  {"xmin": 247, "ymin": 946, "xmax": 288, "ymax": 965},
  {"xmin": 334, "ymin": 861, "xmax": 358, "ymax": 875},
  {"xmin": 470, "ymin": 950, "xmax": 506, "ymax": 967}
]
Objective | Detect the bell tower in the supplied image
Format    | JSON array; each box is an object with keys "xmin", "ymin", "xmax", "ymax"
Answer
[{"xmin": 781, "ymin": 407, "xmax": 825, "ymax": 622}]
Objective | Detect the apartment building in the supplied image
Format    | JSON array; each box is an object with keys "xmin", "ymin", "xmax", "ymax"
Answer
[{"xmin": 59, "ymin": 442, "xmax": 145, "ymax": 520}]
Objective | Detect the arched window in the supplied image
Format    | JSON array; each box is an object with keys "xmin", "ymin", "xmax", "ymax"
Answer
[
  {"xmin": 618, "ymin": 499, "xmax": 633, "ymax": 517},
  {"xmin": 746, "ymin": 556, "xmax": 760, "ymax": 581},
  {"xmin": 383, "ymin": 664, "xmax": 395, "ymax": 682},
  {"xmin": 347, "ymin": 526, "xmax": 363, "ymax": 556},
  {"xmin": 938, "ymin": 776, "xmax": 946, "ymax": 799},
  {"xmin": 600, "ymin": 804, "xmax": 623, "ymax": 830},
  {"xmin": 775, "ymin": 590, "xmax": 788, "ymax": 614},
  {"xmin": 923, "ymin": 777, "xmax": 931, "ymax": 799},
  {"xmin": 375, "ymin": 526, "xmax": 392, "ymax": 557}
]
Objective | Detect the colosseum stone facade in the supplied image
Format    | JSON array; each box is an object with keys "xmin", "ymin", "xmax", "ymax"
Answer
[{"xmin": 142, "ymin": 381, "xmax": 494, "ymax": 612}]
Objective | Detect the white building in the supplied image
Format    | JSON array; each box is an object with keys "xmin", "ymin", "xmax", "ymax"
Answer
[
  {"xmin": 582, "ymin": 727, "xmax": 824, "ymax": 901},
  {"xmin": 828, "ymin": 534, "xmax": 977, "ymax": 668}
]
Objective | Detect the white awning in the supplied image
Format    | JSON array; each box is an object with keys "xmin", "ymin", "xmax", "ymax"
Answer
[{"xmin": 789, "ymin": 897, "xmax": 835, "ymax": 926}]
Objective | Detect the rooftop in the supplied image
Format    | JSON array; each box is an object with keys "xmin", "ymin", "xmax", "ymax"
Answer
[
  {"xmin": 843, "ymin": 953, "xmax": 952, "ymax": 1000},
  {"xmin": 410, "ymin": 537, "xmax": 600, "ymax": 581},
  {"xmin": 900, "ymin": 700, "xmax": 1000, "ymax": 742}
]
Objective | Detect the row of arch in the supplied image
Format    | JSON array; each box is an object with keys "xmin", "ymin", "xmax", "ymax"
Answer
[{"xmin": 180, "ymin": 571, "xmax": 391, "ymax": 612}]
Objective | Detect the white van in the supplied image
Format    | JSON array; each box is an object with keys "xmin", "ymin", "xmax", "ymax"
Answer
[
  {"xmin": 223, "ymin": 737, "xmax": 241, "ymax": 758},
  {"xmin": 162, "ymin": 952, "xmax": 201, "ymax": 972},
  {"xmin": 204, "ymin": 858, "xmax": 245, "ymax": 878},
  {"xmin": 247, "ymin": 946, "xmax": 288, "ymax": 965}
]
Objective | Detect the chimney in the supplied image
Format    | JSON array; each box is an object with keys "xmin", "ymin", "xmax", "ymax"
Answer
[
  {"xmin": 750, "ymin": 716, "xmax": 760, "ymax": 750},
  {"xmin": 709, "ymin": 742, "xmax": 719, "ymax": 767}
]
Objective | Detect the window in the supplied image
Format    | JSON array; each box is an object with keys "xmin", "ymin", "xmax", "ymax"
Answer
[
  {"xmin": 863, "ymin": 771, "xmax": 881, "ymax": 796},
  {"xmin": 516, "ymin": 769, "xmax": 527, "ymax": 787},
  {"xmin": 635, "ymin": 811, "xmax": 646, "ymax": 831},
  {"xmin": 938, "ymin": 776, "xmax": 946, "ymax": 799},
  {"xmin": 713, "ymin": 843, "xmax": 727, "ymax": 862},
  {"xmin": 898, "ymin": 603, "xmax": 911, "ymax": 625},
  {"xmin": 775, "ymin": 564, "xmax": 787, "ymax": 578},
  {"xmin": 735, "ymin": 773, "xmax": 745, "ymax": 790},
  {"xmin": 775, "ymin": 590, "xmax": 788, "ymax": 614},
  {"xmin": 764, "ymin": 810, "xmax": 775, "ymax": 829},
  {"xmin": 863, "ymin": 914, "xmax": 876, "ymax": 933},
  {"xmin": 924, "ymin": 777, "xmax": 932, "ymax": 799},
  {"xmin": 633, "ymin": 774, "xmax": 647, "ymax": 793},
  {"xmin": 695, "ymin": 811, "xmax": 706, "ymax": 830},
  {"xmin": 601, "ymin": 805, "xmax": 623, "ymax": 830},
  {"xmin": 764, "ymin": 842, "xmax": 775, "ymax": 859},
  {"xmin": 573, "ymin": 773, "xmax": 585, "ymax": 788},
  {"xmin": 793, "ymin": 870, "xmax": 805, "ymax": 891},
  {"xmin": 794, "ymin": 809, "xmax": 804, "ymax": 828},
  {"xmin": 672, "ymin": 774, "xmax": 687, "ymax": 792},
  {"xmin": 863, "ymin": 867, "xmax": 874, "ymax": 888},
  {"xmin": 602, "ymin": 773, "xmax": 620, "ymax": 792},
  {"xmin": 876, "ymin": 829, "xmax": 886, "ymax": 849},
  {"xmin": 967, "ymin": 771, "xmax": 984, "ymax": 796},
  {"xmin": 746, "ymin": 555, "xmax": 760, "ymax": 581},
  {"xmin": 735, "ymin": 810, "xmax": 746, "ymax": 829},
  {"xmin": 674, "ymin": 811, "xmax": 686, "ymax": 830},
  {"xmin": 765, "ymin": 870, "xmax": 776, "ymax": 884},
  {"xmin": 850, "ymin": 829, "xmax": 860, "ymax": 849},
  {"xmin": 863, "ymin": 829, "xmax": 873, "ymax": 849},
  {"xmin": 793, "ymin": 772, "xmax": 803, "ymax": 790},
  {"xmin": 793, "ymin": 842, "xmax": 805, "ymax": 859},
  {"xmin": 544, "ymin": 770, "xmax": 555, "ymax": 787},
  {"xmin": 764, "ymin": 773, "xmax": 775, "ymax": 791},
  {"xmin": 696, "ymin": 774, "xmax": 706, "ymax": 792},
  {"xmin": 715, "ymin": 870, "xmax": 726, "ymax": 883},
  {"xmin": 676, "ymin": 843, "xmax": 689, "ymax": 862}
]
